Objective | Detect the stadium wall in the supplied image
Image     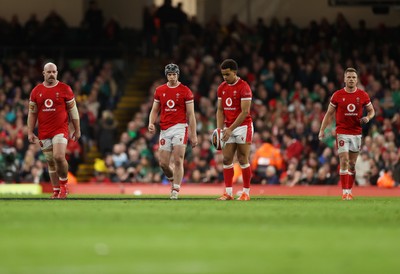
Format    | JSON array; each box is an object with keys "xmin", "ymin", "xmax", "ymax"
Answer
[
  {"xmin": 0, "ymin": 0, "xmax": 83, "ymax": 27},
  {"xmin": 0, "ymin": 0, "xmax": 399, "ymax": 29},
  {"xmin": 217, "ymin": 0, "xmax": 400, "ymax": 28}
]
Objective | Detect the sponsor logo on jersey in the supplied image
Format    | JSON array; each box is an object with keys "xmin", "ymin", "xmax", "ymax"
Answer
[
  {"xmin": 347, "ymin": 104, "xmax": 356, "ymax": 112},
  {"xmin": 345, "ymin": 103, "xmax": 357, "ymax": 116},
  {"xmin": 166, "ymin": 99, "xmax": 175, "ymax": 110},
  {"xmin": 165, "ymin": 99, "xmax": 177, "ymax": 112},
  {"xmin": 45, "ymin": 99, "xmax": 53, "ymax": 108},
  {"xmin": 43, "ymin": 99, "xmax": 56, "ymax": 112},
  {"xmin": 224, "ymin": 97, "xmax": 236, "ymax": 110}
]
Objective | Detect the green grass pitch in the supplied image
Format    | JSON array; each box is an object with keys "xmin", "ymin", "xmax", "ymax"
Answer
[{"xmin": 0, "ymin": 195, "xmax": 399, "ymax": 274}]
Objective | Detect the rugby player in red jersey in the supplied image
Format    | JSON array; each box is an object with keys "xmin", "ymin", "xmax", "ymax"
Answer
[
  {"xmin": 27, "ymin": 62, "xmax": 81, "ymax": 199},
  {"xmin": 148, "ymin": 63, "xmax": 198, "ymax": 199},
  {"xmin": 216, "ymin": 59, "xmax": 253, "ymax": 201},
  {"xmin": 319, "ymin": 68, "xmax": 375, "ymax": 200}
]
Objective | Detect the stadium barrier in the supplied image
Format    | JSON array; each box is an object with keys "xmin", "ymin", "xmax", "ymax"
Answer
[
  {"xmin": 38, "ymin": 183, "xmax": 400, "ymax": 197},
  {"xmin": 0, "ymin": 184, "xmax": 42, "ymax": 195}
]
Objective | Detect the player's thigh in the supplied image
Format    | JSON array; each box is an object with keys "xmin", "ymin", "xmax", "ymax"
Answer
[
  {"xmin": 349, "ymin": 151, "xmax": 359, "ymax": 167},
  {"xmin": 52, "ymin": 134, "xmax": 68, "ymax": 161},
  {"xmin": 336, "ymin": 134, "xmax": 350, "ymax": 154},
  {"xmin": 159, "ymin": 129, "xmax": 173, "ymax": 152},
  {"xmin": 159, "ymin": 149, "xmax": 172, "ymax": 167},
  {"xmin": 41, "ymin": 148, "xmax": 56, "ymax": 170},
  {"xmin": 172, "ymin": 145, "xmax": 186, "ymax": 165},
  {"xmin": 223, "ymin": 143, "xmax": 237, "ymax": 164}
]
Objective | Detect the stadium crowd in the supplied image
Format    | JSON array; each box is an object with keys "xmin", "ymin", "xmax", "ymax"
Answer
[{"xmin": 0, "ymin": 2, "xmax": 399, "ymax": 187}]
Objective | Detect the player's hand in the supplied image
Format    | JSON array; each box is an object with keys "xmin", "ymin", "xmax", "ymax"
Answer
[
  {"xmin": 71, "ymin": 130, "xmax": 81, "ymax": 141},
  {"xmin": 318, "ymin": 131, "xmax": 324, "ymax": 141},
  {"xmin": 190, "ymin": 136, "xmax": 198, "ymax": 148},
  {"xmin": 28, "ymin": 133, "xmax": 38, "ymax": 144},
  {"xmin": 222, "ymin": 128, "xmax": 232, "ymax": 142},
  {"xmin": 148, "ymin": 124, "xmax": 155, "ymax": 134},
  {"xmin": 360, "ymin": 116, "xmax": 370, "ymax": 125}
]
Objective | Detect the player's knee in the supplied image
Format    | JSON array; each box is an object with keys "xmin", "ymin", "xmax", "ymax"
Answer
[
  {"xmin": 53, "ymin": 153, "xmax": 66, "ymax": 163},
  {"xmin": 43, "ymin": 153, "xmax": 51, "ymax": 162},
  {"xmin": 159, "ymin": 160, "xmax": 169, "ymax": 170},
  {"xmin": 222, "ymin": 158, "xmax": 232, "ymax": 166},
  {"xmin": 173, "ymin": 158, "xmax": 183, "ymax": 167},
  {"xmin": 237, "ymin": 155, "xmax": 248, "ymax": 165},
  {"xmin": 43, "ymin": 150, "xmax": 54, "ymax": 163},
  {"xmin": 238, "ymin": 160, "xmax": 249, "ymax": 167},
  {"xmin": 340, "ymin": 161, "xmax": 349, "ymax": 169},
  {"xmin": 47, "ymin": 161, "xmax": 56, "ymax": 172}
]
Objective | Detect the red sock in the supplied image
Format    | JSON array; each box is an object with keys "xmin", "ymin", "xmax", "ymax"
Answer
[
  {"xmin": 348, "ymin": 169, "xmax": 355, "ymax": 189},
  {"xmin": 223, "ymin": 164, "xmax": 234, "ymax": 187},
  {"xmin": 340, "ymin": 170, "xmax": 348, "ymax": 189},
  {"xmin": 241, "ymin": 164, "xmax": 251, "ymax": 188},
  {"xmin": 59, "ymin": 177, "xmax": 68, "ymax": 185}
]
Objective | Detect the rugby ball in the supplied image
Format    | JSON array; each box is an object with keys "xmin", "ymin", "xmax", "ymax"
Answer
[{"xmin": 211, "ymin": 128, "xmax": 224, "ymax": 150}]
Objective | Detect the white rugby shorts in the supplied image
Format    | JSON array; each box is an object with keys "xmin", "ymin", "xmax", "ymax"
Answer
[
  {"xmin": 336, "ymin": 134, "xmax": 362, "ymax": 154},
  {"xmin": 159, "ymin": 123, "xmax": 188, "ymax": 152},
  {"xmin": 39, "ymin": 133, "xmax": 68, "ymax": 150},
  {"xmin": 225, "ymin": 123, "xmax": 253, "ymax": 145}
]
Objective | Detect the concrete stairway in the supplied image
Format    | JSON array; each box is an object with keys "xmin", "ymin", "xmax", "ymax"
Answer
[
  {"xmin": 75, "ymin": 145, "xmax": 102, "ymax": 182},
  {"xmin": 75, "ymin": 58, "xmax": 160, "ymax": 182},
  {"xmin": 114, "ymin": 60, "xmax": 156, "ymax": 133}
]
